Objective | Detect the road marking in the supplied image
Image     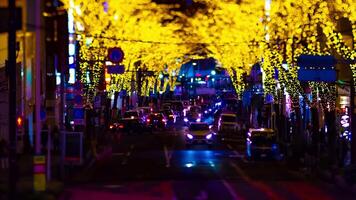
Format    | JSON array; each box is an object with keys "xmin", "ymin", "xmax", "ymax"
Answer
[
  {"xmin": 195, "ymin": 190, "xmax": 208, "ymax": 200},
  {"xmin": 122, "ymin": 145, "xmax": 134, "ymax": 165},
  {"xmin": 103, "ymin": 185, "xmax": 123, "ymax": 189},
  {"xmin": 227, "ymin": 144, "xmax": 234, "ymax": 150},
  {"xmin": 164, "ymin": 145, "xmax": 173, "ymax": 168},
  {"xmin": 222, "ymin": 180, "xmax": 243, "ymax": 200},
  {"xmin": 112, "ymin": 153, "xmax": 125, "ymax": 156},
  {"xmin": 227, "ymin": 144, "xmax": 248, "ymax": 163},
  {"xmin": 230, "ymin": 162, "xmax": 283, "ymax": 200}
]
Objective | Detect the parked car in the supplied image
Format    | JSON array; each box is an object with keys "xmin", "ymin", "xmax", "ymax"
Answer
[
  {"xmin": 246, "ymin": 128, "xmax": 280, "ymax": 160},
  {"xmin": 218, "ymin": 113, "xmax": 239, "ymax": 136}
]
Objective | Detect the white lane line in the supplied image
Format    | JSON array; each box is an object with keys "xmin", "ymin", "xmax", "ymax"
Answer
[
  {"xmin": 227, "ymin": 144, "xmax": 234, "ymax": 150},
  {"xmin": 222, "ymin": 179, "xmax": 241, "ymax": 200},
  {"xmin": 228, "ymin": 144, "xmax": 248, "ymax": 163},
  {"xmin": 230, "ymin": 161, "xmax": 250, "ymax": 181},
  {"xmin": 112, "ymin": 153, "xmax": 125, "ymax": 156},
  {"xmin": 164, "ymin": 145, "xmax": 173, "ymax": 168},
  {"xmin": 121, "ymin": 145, "xmax": 134, "ymax": 165}
]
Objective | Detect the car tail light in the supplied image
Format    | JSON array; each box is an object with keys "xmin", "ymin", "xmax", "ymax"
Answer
[
  {"xmin": 147, "ymin": 118, "xmax": 151, "ymax": 122},
  {"xmin": 162, "ymin": 119, "xmax": 166, "ymax": 122},
  {"xmin": 109, "ymin": 125, "xmax": 114, "ymax": 129},
  {"xmin": 119, "ymin": 124, "xmax": 124, "ymax": 129}
]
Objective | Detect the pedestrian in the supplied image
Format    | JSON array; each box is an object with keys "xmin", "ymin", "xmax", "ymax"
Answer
[{"xmin": 0, "ymin": 136, "xmax": 9, "ymax": 169}]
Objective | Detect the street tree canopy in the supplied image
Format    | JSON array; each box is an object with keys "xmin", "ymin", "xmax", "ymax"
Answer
[{"xmin": 61, "ymin": 0, "xmax": 355, "ymax": 102}]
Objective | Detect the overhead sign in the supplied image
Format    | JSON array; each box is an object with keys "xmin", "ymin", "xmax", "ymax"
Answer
[
  {"xmin": 108, "ymin": 47, "xmax": 124, "ymax": 63},
  {"xmin": 297, "ymin": 54, "xmax": 337, "ymax": 82},
  {"xmin": 298, "ymin": 69, "xmax": 336, "ymax": 82},
  {"xmin": 107, "ymin": 65, "xmax": 125, "ymax": 74},
  {"xmin": 297, "ymin": 54, "xmax": 336, "ymax": 69}
]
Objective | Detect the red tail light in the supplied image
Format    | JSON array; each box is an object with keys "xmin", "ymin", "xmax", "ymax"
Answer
[
  {"xmin": 147, "ymin": 118, "xmax": 151, "ymax": 122},
  {"xmin": 119, "ymin": 124, "xmax": 124, "ymax": 129}
]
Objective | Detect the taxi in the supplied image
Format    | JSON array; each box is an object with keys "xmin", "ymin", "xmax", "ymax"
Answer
[{"xmin": 185, "ymin": 122, "xmax": 215, "ymax": 146}]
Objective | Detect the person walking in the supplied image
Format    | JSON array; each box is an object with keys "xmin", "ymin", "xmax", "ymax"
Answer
[{"xmin": 0, "ymin": 136, "xmax": 9, "ymax": 169}]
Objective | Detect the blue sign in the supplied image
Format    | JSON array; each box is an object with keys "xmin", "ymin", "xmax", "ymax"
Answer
[
  {"xmin": 108, "ymin": 47, "xmax": 124, "ymax": 63},
  {"xmin": 298, "ymin": 69, "xmax": 336, "ymax": 82},
  {"xmin": 297, "ymin": 54, "xmax": 336, "ymax": 69},
  {"xmin": 107, "ymin": 65, "xmax": 125, "ymax": 74},
  {"xmin": 297, "ymin": 54, "xmax": 337, "ymax": 82}
]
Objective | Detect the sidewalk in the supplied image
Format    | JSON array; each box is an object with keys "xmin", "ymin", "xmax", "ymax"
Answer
[{"xmin": 0, "ymin": 154, "xmax": 64, "ymax": 200}]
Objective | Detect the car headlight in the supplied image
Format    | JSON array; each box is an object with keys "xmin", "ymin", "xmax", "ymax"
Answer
[
  {"xmin": 205, "ymin": 133, "xmax": 213, "ymax": 140},
  {"xmin": 196, "ymin": 118, "xmax": 201, "ymax": 122},
  {"xmin": 187, "ymin": 133, "xmax": 194, "ymax": 140},
  {"xmin": 184, "ymin": 118, "xmax": 189, "ymax": 122}
]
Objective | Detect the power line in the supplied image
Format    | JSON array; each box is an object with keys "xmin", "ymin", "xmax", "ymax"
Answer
[{"xmin": 80, "ymin": 33, "xmax": 261, "ymax": 46}]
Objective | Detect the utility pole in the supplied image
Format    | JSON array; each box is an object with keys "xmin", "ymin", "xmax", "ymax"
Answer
[
  {"xmin": 8, "ymin": 0, "xmax": 18, "ymax": 198},
  {"xmin": 35, "ymin": 0, "xmax": 42, "ymax": 154}
]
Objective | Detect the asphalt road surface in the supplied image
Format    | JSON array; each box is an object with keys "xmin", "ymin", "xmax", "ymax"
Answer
[{"xmin": 60, "ymin": 121, "xmax": 356, "ymax": 200}]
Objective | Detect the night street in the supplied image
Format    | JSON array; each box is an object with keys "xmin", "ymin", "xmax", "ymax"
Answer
[
  {"xmin": 59, "ymin": 121, "xmax": 356, "ymax": 200},
  {"xmin": 1, "ymin": 0, "xmax": 356, "ymax": 199}
]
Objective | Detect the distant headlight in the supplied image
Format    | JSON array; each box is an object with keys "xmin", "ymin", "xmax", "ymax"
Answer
[
  {"xmin": 196, "ymin": 118, "xmax": 201, "ymax": 122},
  {"xmin": 206, "ymin": 133, "xmax": 213, "ymax": 140},
  {"xmin": 184, "ymin": 117, "xmax": 189, "ymax": 122},
  {"xmin": 187, "ymin": 133, "xmax": 194, "ymax": 140},
  {"xmin": 204, "ymin": 110, "xmax": 208, "ymax": 114}
]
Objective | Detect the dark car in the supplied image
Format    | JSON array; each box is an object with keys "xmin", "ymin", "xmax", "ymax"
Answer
[
  {"xmin": 119, "ymin": 110, "xmax": 145, "ymax": 133},
  {"xmin": 246, "ymin": 128, "xmax": 281, "ymax": 160},
  {"xmin": 146, "ymin": 113, "xmax": 167, "ymax": 131},
  {"xmin": 160, "ymin": 109, "xmax": 176, "ymax": 124}
]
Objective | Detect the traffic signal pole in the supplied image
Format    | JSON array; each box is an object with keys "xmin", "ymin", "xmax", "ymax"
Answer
[{"xmin": 8, "ymin": 0, "xmax": 18, "ymax": 198}]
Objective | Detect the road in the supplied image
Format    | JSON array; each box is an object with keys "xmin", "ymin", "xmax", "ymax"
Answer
[{"xmin": 60, "ymin": 121, "xmax": 356, "ymax": 200}]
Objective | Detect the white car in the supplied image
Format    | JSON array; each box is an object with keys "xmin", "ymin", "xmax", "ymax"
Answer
[
  {"xmin": 218, "ymin": 113, "xmax": 239, "ymax": 134},
  {"xmin": 185, "ymin": 122, "xmax": 215, "ymax": 146}
]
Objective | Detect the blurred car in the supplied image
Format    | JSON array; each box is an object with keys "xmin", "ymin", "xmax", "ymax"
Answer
[
  {"xmin": 108, "ymin": 122, "xmax": 124, "ymax": 132},
  {"xmin": 146, "ymin": 113, "xmax": 167, "ymax": 130},
  {"xmin": 119, "ymin": 110, "xmax": 145, "ymax": 132},
  {"xmin": 246, "ymin": 128, "xmax": 280, "ymax": 160},
  {"xmin": 136, "ymin": 107, "xmax": 153, "ymax": 116},
  {"xmin": 160, "ymin": 109, "xmax": 176, "ymax": 124},
  {"xmin": 218, "ymin": 113, "xmax": 239, "ymax": 135},
  {"xmin": 184, "ymin": 105, "xmax": 202, "ymax": 124},
  {"xmin": 185, "ymin": 122, "xmax": 215, "ymax": 146}
]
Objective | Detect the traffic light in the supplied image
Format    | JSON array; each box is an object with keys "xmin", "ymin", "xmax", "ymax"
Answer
[{"xmin": 17, "ymin": 116, "xmax": 23, "ymax": 129}]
